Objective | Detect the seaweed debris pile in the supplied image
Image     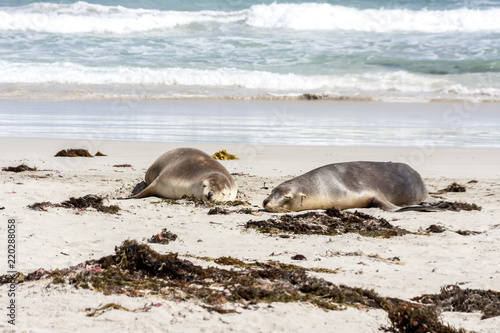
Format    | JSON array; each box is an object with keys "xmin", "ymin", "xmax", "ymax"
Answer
[
  {"xmin": 28, "ymin": 194, "xmax": 120, "ymax": 214},
  {"xmin": 413, "ymin": 284, "xmax": 500, "ymax": 319},
  {"xmin": 246, "ymin": 208, "xmax": 409, "ymax": 238},
  {"xmin": 55, "ymin": 149, "xmax": 94, "ymax": 157},
  {"xmin": 2, "ymin": 164, "xmax": 37, "ymax": 172},
  {"xmin": 1, "ymin": 240, "xmax": 471, "ymax": 332}
]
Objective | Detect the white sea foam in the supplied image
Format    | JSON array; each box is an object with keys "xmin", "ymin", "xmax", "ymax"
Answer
[
  {"xmin": 0, "ymin": 1, "xmax": 245, "ymax": 34},
  {"xmin": 1, "ymin": 1, "xmax": 499, "ymax": 34},
  {"xmin": 245, "ymin": 3, "xmax": 500, "ymax": 32},
  {"xmin": 2, "ymin": 60, "xmax": 499, "ymax": 101}
]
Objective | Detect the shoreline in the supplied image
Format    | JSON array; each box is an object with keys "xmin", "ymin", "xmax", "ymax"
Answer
[{"xmin": 2, "ymin": 100, "xmax": 500, "ymax": 149}]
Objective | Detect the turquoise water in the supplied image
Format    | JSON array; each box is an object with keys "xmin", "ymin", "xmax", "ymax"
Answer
[{"xmin": 1, "ymin": 0, "xmax": 500, "ymax": 101}]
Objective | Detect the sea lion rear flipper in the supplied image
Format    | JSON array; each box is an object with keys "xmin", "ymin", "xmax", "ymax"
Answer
[
  {"xmin": 131, "ymin": 181, "xmax": 157, "ymax": 199},
  {"xmin": 396, "ymin": 205, "xmax": 443, "ymax": 212}
]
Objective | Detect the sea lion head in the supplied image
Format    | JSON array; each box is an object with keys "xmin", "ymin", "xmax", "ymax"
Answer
[
  {"xmin": 263, "ymin": 182, "xmax": 307, "ymax": 213},
  {"xmin": 201, "ymin": 173, "xmax": 235, "ymax": 202}
]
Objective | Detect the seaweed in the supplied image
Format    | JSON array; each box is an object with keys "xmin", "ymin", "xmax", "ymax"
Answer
[
  {"xmin": 68, "ymin": 240, "xmax": 389, "ymax": 311},
  {"xmin": 151, "ymin": 195, "xmax": 251, "ymax": 209},
  {"xmin": 436, "ymin": 182, "xmax": 466, "ymax": 193},
  {"xmin": 55, "ymin": 149, "xmax": 94, "ymax": 157},
  {"xmin": 95, "ymin": 151, "xmax": 107, "ymax": 156},
  {"xmin": 455, "ymin": 230, "xmax": 481, "ymax": 236},
  {"xmin": 211, "ymin": 149, "xmax": 239, "ymax": 160},
  {"xmin": 28, "ymin": 194, "xmax": 120, "ymax": 214},
  {"xmin": 1, "ymin": 241, "xmax": 470, "ymax": 332},
  {"xmin": 60, "ymin": 195, "xmax": 120, "ymax": 214},
  {"xmin": 428, "ymin": 201, "xmax": 481, "ymax": 212},
  {"xmin": 148, "ymin": 228, "xmax": 178, "ymax": 245},
  {"xmin": 426, "ymin": 225, "xmax": 447, "ymax": 233},
  {"xmin": 113, "ymin": 164, "xmax": 132, "ymax": 168},
  {"xmin": 245, "ymin": 208, "xmax": 409, "ymax": 238},
  {"xmin": 413, "ymin": 284, "xmax": 500, "ymax": 319},
  {"xmin": 300, "ymin": 93, "xmax": 325, "ymax": 100},
  {"xmin": 85, "ymin": 302, "xmax": 158, "ymax": 317},
  {"xmin": 382, "ymin": 300, "xmax": 466, "ymax": 333},
  {"xmin": 207, "ymin": 207, "xmax": 258, "ymax": 215},
  {"xmin": 28, "ymin": 201, "xmax": 52, "ymax": 212},
  {"xmin": 213, "ymin": 256, "xmax": 246, "ymax": 267},
  {"xmin": 2, "ymin": 164, "xmax": 37, "ymax": 172}
]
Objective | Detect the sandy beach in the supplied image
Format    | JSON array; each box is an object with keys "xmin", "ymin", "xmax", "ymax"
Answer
[{"xmin": 0, "ymin": 136, "xmax": 499, "ymax": 332}]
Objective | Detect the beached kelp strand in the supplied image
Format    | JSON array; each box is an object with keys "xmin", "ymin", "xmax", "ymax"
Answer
[
  {"xmin": 55, "ymin": 149, "xmax": 94, "ymax": 157},
  {"xmin": 2, "ymin": 164, "xmax": 37, "ymax": 172},
  {"xmin": 428, "ymin": 201, "xmax": 481, "ymax": 212},
  {"xmin": 85, "ymin": 302, "xmax": 161, "ymax": 317},
  {"xmin": 413, "ymin": 284, "xmax": 500, "ymax": 319},
  {"xmin": 191, "ymin": 255, "xmax": 340, "ymax": 274},
  {"xmin": 245, "ymin": 208, "xmax": 409, "ymax": 238},
  {"xmin": 435, "ymin": 182, "xmax": 467, "ymax": 193},
  {"xmin": 28, "ymin": 194, "xmax": 120, "ymax": 214}
]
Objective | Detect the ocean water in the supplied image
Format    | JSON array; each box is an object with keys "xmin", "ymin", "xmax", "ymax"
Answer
[{"xmin": 1, "ymin": 0, "xmax": 500, "ymax": 102}]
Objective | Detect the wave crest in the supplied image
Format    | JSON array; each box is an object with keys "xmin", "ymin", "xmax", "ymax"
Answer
[{"xmin": 1, "ymin": 2, "xmax": 499, "ymax": 34}]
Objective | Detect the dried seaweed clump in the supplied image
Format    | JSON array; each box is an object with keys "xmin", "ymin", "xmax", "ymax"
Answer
[
  {"xmin": 148, "ymin": 228, "xmax": 178, "ymax": 245},
  {"xmin": 382, "ymin": 300, "xmax": 466, "ymax": 333},
  {"xmin": 2, "ymin": 164, "xmax": 37, "ymax": 172},
  {"xmin": 211, "ymin": 149, "xmax": 239, "ymax": 160},
  {"xmin": 413, "ymin": 284, "xmax": 500, "ymax": 320},
  {"xmin": 437, "ymin": 182, "xmax": 466, "ymax": 193},
  {"xmin": 55, "ymin": 149, "xmax": 93, "ymax": 157},
  {"xmin": 28, "ymin": 195, "xmax": 120, "ymax": 214},
  {"xmin": 246, "ymin": 208, "xmax": 409, "ymax": 238},
  {"xmin": 426, "ymin": 224, "xmax": 447, "ymax": 233},
  {"xmin": 428, "ymin": 201, "xmax": 481, "ymax": 212},
  {"xmin": 95, "ymin": 151, "xmax": 107, "ymax": 156},
  {"xmin": 60, "ymin": 195, "xmax": 120, "ymax": 214}
]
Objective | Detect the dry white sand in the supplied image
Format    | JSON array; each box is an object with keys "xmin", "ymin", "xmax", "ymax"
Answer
[{"xmin": 1, "ymin": 137, "xmax": 499, "ymax": 332}]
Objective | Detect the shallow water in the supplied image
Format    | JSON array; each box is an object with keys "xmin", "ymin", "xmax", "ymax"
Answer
[{"xmin": 1, "ymin": 100, "xmax": 499, "ymax": 148}]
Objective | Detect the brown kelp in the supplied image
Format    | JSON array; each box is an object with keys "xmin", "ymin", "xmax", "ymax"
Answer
[{"xmin": 246, "ymin": 208, "xmax": 409, "ymax": 238}]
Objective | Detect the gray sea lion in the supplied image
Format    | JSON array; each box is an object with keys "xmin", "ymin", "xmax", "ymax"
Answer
[
  {"xmin": 133, "ymin": 148, "xmax": 237, "ymax": 201},
  {"xmin": 263, "ymin": 161, "xmax": 428, "ymax": 212}
]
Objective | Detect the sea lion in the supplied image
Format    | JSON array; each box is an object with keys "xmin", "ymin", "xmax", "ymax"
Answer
[
  {"xmin": 263, "ymin": 161, "xmax": 428, "ymax": 212},
  {"xmin": 133, "ymin": 148, "xmax": 237, "ymax": 201}
]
